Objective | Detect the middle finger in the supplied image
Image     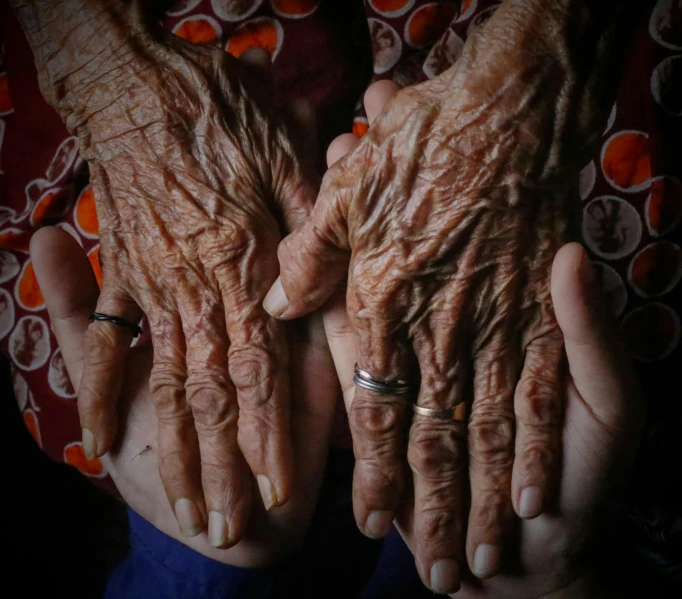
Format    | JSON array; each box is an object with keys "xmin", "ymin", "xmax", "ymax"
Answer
[
  {"xmin": 178, "ymin": 291, "xmax": 252, "ymax": 549},
  {"xmin": 347, "ymin": 283, "xmax": 412, "ymax": 540}
]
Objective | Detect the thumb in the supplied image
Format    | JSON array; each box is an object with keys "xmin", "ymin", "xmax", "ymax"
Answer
[
  {"xmin": 551, "ymin": 243, "xmax": 642, "ymax": 432},
  {"xmin": 264, "ymin": 179, "xmax": 350, "ymax": 319},
  {"xmin": 30, "ymin": 227, "xmax": 99, "ymax": 390}
]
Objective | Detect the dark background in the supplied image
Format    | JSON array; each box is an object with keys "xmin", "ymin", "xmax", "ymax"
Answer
[{"xmin": 2, "ymin": 354, "xmax": 129, "ymax": 597}]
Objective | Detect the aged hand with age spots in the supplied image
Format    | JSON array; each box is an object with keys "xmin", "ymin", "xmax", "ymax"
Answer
[
  {"xmin": 265, "ymin": 0, "xmax": 641, "ymax": 593},
  {"xmin": 11, "ymin": 0, "xmax": 318, "ymax": 546},
  {"xmin": 30, "ymin": 225, "xmax": 339, "ymax": 566}
]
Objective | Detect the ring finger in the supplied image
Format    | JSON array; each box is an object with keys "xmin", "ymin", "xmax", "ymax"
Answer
[{"xmin": 79, "ymin": 276, "xmax": 142, "ymax": 459}]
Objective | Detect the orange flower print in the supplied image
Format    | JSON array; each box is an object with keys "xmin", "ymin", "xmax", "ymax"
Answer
[
  {"xmin": 629, "ymin": 242, "xmax": 682, "ymax": 299},
  {"xmin": 75, "ymin": 186, "xmax": 99, "ymax": 239},
  {"xmin": 88, "ymin": 246, "xmax": 103, "ymax": 289},
  {"xmin": 405, "ymin": 2, "xmax": 458, "ymax": 49},
  {"xmin": 64, "ymin": 442, "xmax": 106, "ymax": 477},
  {"xmin": 23, "ymin": 409, "xmax": 42, "ymax": 447},
  {"xmin": 353, "ymin": 117, "xmax": 369, "ymax": 138},
  {"xmin": 172, "ymin": 15, "xmax": 222, "ymax": 45},
  {"xmin": 0, "ymin": 228, "xmax": 32, "ymax": 253},
  {"xmin": 31, "ymin": 187, "xmax": 71, "ymax": 226},
  {"xmin": 646, "ymin": 176, "xmax": 682, "ymax": 237},
  {"xmin": 15, "ymin": 260, "xmax": 45, "ymax": 311},
  {"xmin": 601, "ymin": 131, "xmax": 652, "ymax": 193},
  {"xmin": 226, "ymin": 17, "xmax": 284, "ymax": 60}
]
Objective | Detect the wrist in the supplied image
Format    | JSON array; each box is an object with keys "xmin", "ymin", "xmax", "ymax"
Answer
[
  {"xmin": 439, "ymin": 0, "xmax": 644, "ymax": 182},
  {"xmin": 10, "ymin": 1, "xmax": 145, "ymax": 111}
]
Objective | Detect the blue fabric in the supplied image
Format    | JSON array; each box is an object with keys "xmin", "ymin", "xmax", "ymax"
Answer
[
  {"xmin": 105, "ymin": 508, "xmax": 277, "ymax": 599},
  {"xmin": 105, "ymin": 508, "xmax": 436, "ymax": 599}
]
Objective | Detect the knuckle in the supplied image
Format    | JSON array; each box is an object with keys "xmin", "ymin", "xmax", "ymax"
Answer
[
  {"xmin": 469, "ymin": 491, "xmax": 512, "ymax": 532},
  {"xmin": 350, "ymin": 396, "xmax": 406, "ymax": 439},
  {"xmin": 519, "ymin": 437, "xmax": 558, "ymax": 471},
  {"xmin": 186, "ymin": 374, "xmax": 239, "ymax": 433},
  {"xmin": 211, "ymin": 223, "xmax": 270, "ymax": 271},
  {"xmin": 278, "ymin": 225, "xmax": 329, "ymax": 283},
  {"xmin": 237, "ymin": 418, "xmax": 269, "ymax": 460},
  {"xmin": 86, "ymin": 325, "xmax": 125, "ymax": 366},
  {"xmin": 468, "ymin": 408, "xmax": 514, "ymax": 467},
  {"xmin": 419, "ymin": 507, "xmax": 459, "ymax": 546},
  {"xmin": 158, "ymin": 451, "xmax": 193, "ymax": 489},
  {"xmin": 349, "ymin": 275, "xmax": 398, "ymax": 313},
  {"xmin": 408, "ymin": 423, "xmax": 466, "ymax": 481},
  {"xmin": 228, "ymin": 345, "xmax": 276, "ymax": 405},
  {"xmin": 515, "ymin": 375, "xmax": 563, "ymax": 426},
  {"xmin": 199, "ymin": 448, "xmax": 245, "ymax": 487},
  {"xmin": 278, "ymin": 231, "xmax": 300, "ymax": 263},
  {"xmin": 356, "ymin": 457, "xmax": 404, "ymax": 498},
  {"xmin": 149, "ymin": 364, "xmax": 189, "ymax": 420},
  {"xmin": 200, "ymin": 461, "xmax": 232, "ymax": 493},
  {"xmin": 238, "ymin": 403, "xmax": 289, "ymax": 448},
  {"xmin": 157, "ymin": 436, "xmax": 195, "ymax": 482},
  {"xmin": 76, "ymin": 381, "xmax": 111, "ymax": 420}
]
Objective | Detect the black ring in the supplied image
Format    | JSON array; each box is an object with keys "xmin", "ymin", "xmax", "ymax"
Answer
[{"xmin": 89, "ymin": 312, "xmax": 143, "ymax": 337}]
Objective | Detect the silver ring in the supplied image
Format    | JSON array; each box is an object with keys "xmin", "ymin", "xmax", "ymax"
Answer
[
  {"xmin": 353, "ymin": 364, "xmax": 411, "ymax": 395},
  {"xmin": 413, "ymin": 403, "xmax": 467, "ymax": 421}
]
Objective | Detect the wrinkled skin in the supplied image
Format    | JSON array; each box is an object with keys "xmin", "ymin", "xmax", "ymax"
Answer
[
  {"xmin": 31, "ymin": 226, "xmax": 644, "ymax": 597},
  {"xmin": 404, "ymin": 242, "xmax": 644, "ymax": 599},
  {"xmin": 31, "ymin": 226, "xmax": 339, "ymax": 567},
  {"xmin": 12, "ymin": 0, "xmax": 316, "ymax": 545},
  {"xmin": 327, "ymin": 85, "xmax": 644, "ymax": 599},
  {"xmin": 268, "ymin": 0, "xmax": 631, "ymax": 591}
]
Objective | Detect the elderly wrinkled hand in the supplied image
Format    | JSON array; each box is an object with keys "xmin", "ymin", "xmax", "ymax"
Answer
[
  {"xmin": 13, "ymin": 0, "xmax": 316, "ymax": 545},
  {"xmin": 267, "ymin": 0, "xmax": 632, "ymax": 592},
  {"xmin": 31, "ymin": 225, "xmax": 338, "ymax": 564},
  {"xmin": 431, "ymin": 242, "xmax": 642, "ymax": 599}
]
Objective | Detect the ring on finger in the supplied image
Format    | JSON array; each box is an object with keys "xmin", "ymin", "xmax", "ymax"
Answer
[
  {"xmin": 353, "ymin": 364, "xmax": 411, "ymax": 395},
  {"xmin": 413, "ymin": 402, "xmax": 467, "ymax": 421},
  {"xmin": 89, "ymin": 312, "xmax": 143, "ymax": 337}
]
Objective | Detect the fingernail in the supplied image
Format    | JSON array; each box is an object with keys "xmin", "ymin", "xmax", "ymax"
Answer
[
  {"xmin": 473, "ymin": 544, "xmax": 501, "ymax": 579},
  {"xmin": 208, "ymin": 511, "xmax": 230, "ymax": 548},
  {"xmin": 430, "ymin": 559, "xmax": 460, "ymax": 594},
  {"xmin": 263, "ymin": 277, "xmax": 289, "ymax": 317},
  {"xmin": 579, "ymin": 250, "xmax": 595, "ymax": 287},
  {"xmin": 174, "ymin": 498, "xmax": 204, "ymax": 538},
  {"xmin": 82, "ymin": 428, "xmax": 96, "ymax": 460},
  {"xmin": 519, "ymin": 486, "xmax": 543, "ymax": 519},
  {"xmin": 365, "ymin": 510, "xmax": 393, "ymax": 539},
  {"xmin": 257, "ymin": 474, "xmax": 278, "ymax": 511}
]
